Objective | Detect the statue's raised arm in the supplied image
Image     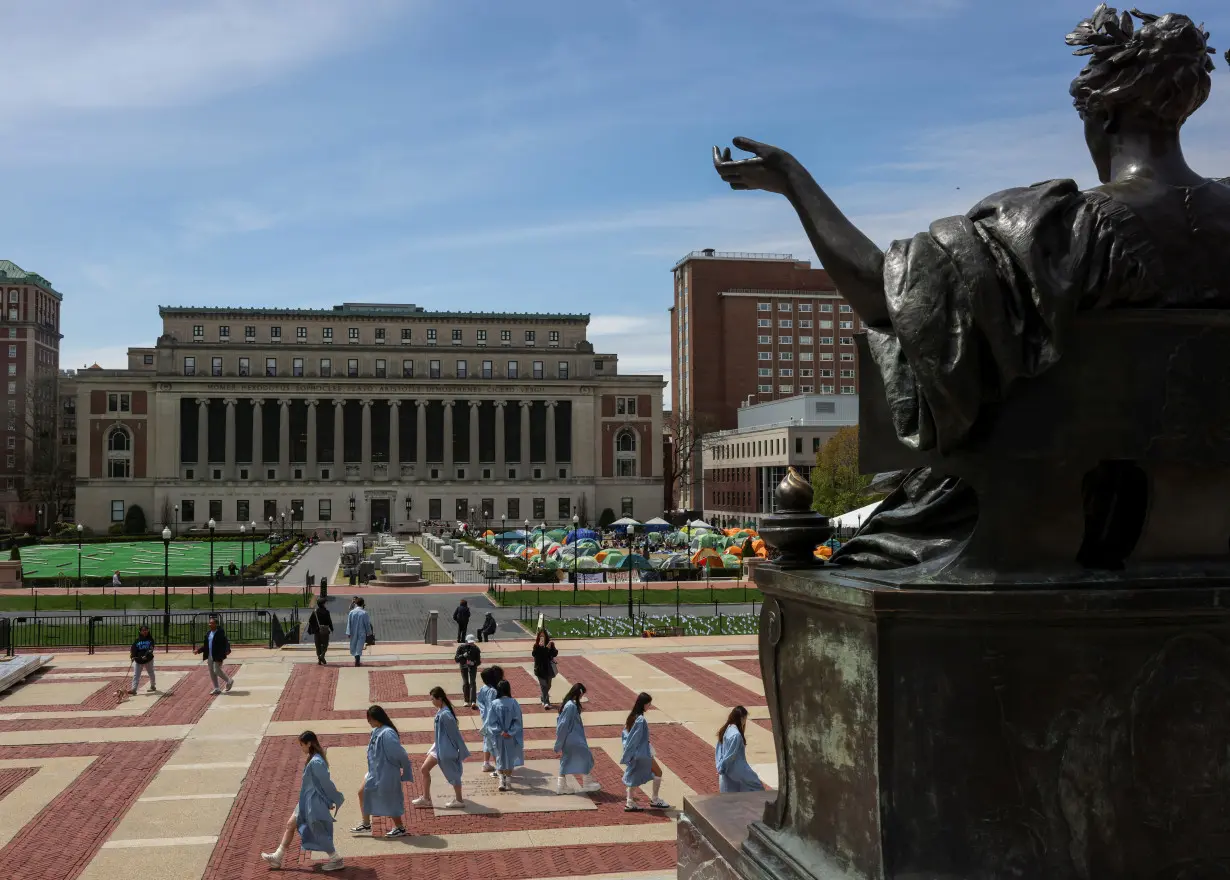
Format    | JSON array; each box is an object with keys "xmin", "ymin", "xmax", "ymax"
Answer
[{"xmin": 713, "ymin": 138, "xmax": 890, "ymax": 327}]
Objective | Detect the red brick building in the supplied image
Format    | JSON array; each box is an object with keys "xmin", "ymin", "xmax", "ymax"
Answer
[{"xmin": 668, "ymin": 250, "xmax": 861, "ymax": 507}]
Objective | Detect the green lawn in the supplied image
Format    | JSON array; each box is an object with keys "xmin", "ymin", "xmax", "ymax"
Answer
[
  {"xmin": 495, "ymin": 585, "xmax": 762, "ymax": 607},
  {"xmin": 19, "ymin": 540, "xmax": 275, "ymax": 580},
  {"xmin": 0, "ymin": 589, "xmax": 308, "ymax": 613},
  {"xmin": 538, "ymin": 614, "xmax": 760, "ymax": 639}
]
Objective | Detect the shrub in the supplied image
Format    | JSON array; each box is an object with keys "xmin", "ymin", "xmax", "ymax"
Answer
[
  {"xmin": 124, "ymin": 505, "xmax": 148, "ymax": 535},
  {"xmin": 598, "ymin": 508, "xmax": 616, "ymax": 528},
  {"xmin": 108, "ymin": 523, "xmax": 125, "ymax": 536},
  {"xmin": 9, "ymin": 546, "xmax": 19, "ymax": 561}
]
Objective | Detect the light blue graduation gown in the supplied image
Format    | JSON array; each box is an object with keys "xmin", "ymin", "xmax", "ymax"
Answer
[
  {"xmin": 484, "ymin": 696, "xmax": 524, "ymax": 771},
  {"xmin": 345, "ymin": 607, "xmax": 372, "ymax": 657},
  {"xmin": 716, "ymin": 726, "xmax": 765, "ymax": 793},
  {"xmin": 433, "ymin": 707, "xmax": 471, "ymax": 786},
  {"xmin": 554, "ymin": 700, "xmax": 595, "ymax": 776},
  {"xmin": 476, "ymin": 684, "xmax": 497, "ymax": 755},
  {"xmin": 620, "ymin": 715, "xmax": 654, "ymax": 787},
  {"xmin": 363, "ymin": 725, "xmax": 413, "ymax": 817},
  {"xmin": 297, "ymin": 754, "xmax": 344, "ymax": 854}
]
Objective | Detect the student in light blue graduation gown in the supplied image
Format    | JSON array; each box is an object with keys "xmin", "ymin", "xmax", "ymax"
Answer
[
  {"xmin": 484, "ymin": 679, "xmax": 524, "ymax": 791},
  {"xmin": 476, "ymin": 665, "xmax": 505, "ymax": 773},
  {"xmin": 412, "ymin": 687, "xmax": 471, "ymax": 810},
  {"xmin": 715, "ymin": 706, "xmax": 765, "ymax": 793},
  {"xmin": 262, "ymin": 731, "xmax": 346, "ymax": 872},
  {"xmin": 620, "ymin": 692, "xmax": 671, "ymax": 812},
  {"xmin": 554, "ymin": 683, "xmax": 600, "ymax": 794},
  {"xmin": 352, "ymin": 706, "xmax": 413, "ymax": 838},
  {"xmin": 344, "ymin": 597, "xmax": 373, "ymax": 667}
]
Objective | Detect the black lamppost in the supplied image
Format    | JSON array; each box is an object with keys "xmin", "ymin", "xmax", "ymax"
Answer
[
  {"xmin": 76, "ymin": 523, "xmax": 83, "ymax": 589},
  {"xmin": 280, "ymin": 510, "xmax": 287, "ymax": 534},
  {"xmin": 250, "ymin": 520, "xmax": 258, "ymax": 572},
  {"xmin": 173, "ymin": 504, "xmax": 179, "ymax": 538},
  {"xmin": 161, "ymin": 526, "xmax": 172, "ymax": 643},
  {"xmin": 349, "ymin": 494, "xmax": 356, "ymax": 522},
  {"xmin": 207, "ymin": 518, "xmax": 216, "ymax": 604},
  {"xmin": 405, "ymin": 497, "xmax": 412, "ymax": 532},
  {"xmin": 268, "ymin": 516, "xmax": 274, "ymax": 543},
  {"xmin": 469, "ymin": 507, "xmax": 475, "ymax": 536},
  {"xmin": 572, "ymin": 513, "xmax": 579, "ymax": 593},
  {"xmin": 239, "ymin": 525, "xmax": 247, "ymax": 588},
  {"xmin": 523, "ymin": 519, "xmax": 530, "ymax": 566},
  {"xmin": 626, "ymin": 523, "xmax": 635, "ymax": 620}
]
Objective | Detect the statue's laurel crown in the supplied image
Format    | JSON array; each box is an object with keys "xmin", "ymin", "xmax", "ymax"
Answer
[{"xmin": 1066, "ymin": 5, "xmax": 1221, "ymax": 67}]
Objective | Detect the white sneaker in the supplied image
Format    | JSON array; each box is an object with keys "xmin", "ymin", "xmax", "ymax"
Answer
[
  {"xmin": 582, "ymin": 776, "xmax": 602, "ymax": 792},
  {"xmin": 441, "ymin": 799, "xmax": 464, "ymax": 810},
  {"xmin": 319, "ymin": 855, "xmax": 344, "ymax": 871},
  {"xmin": 411, "ymin": 795, "xmax": 432, "ymax": 808},
  {"xmin": 481, "ymin": 762, "xmax": 495, "ymax": 772},
  {"xmin": 260, "ymin": 850, "xmax": 283, "ymax": 868},
  {"xmin": 498, "ymin": 778, "xmax": 509, "ymax": 791},
  {"xmin": 555, "ymin": 776, "xmax": 567, "ymax": 795}
]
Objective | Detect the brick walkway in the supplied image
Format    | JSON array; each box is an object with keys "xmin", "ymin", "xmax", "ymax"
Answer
[{"xmin": 0, "ymin": 634, "xmax": 770, "ymax": 879}]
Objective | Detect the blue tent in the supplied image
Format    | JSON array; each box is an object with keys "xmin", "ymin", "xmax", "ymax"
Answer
[
  {"xmin": 642, "ymin": 517, "xmax": 672, "ymax": 533},
  {"xmin": 565, "ymin": 528, "xmax": 599, "ymax": 543}
]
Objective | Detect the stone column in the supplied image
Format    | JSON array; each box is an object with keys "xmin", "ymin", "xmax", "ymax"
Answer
[
  {"xmin": 469, "ymin": 400, "xmax": 481, "ymax": 467},
  {"xmin": 306, "ymin": 400, "xmax": 318, "ymax": 477},
  {"xmin": 520, "ymin": 400, "xmax": 532, "ymax": 475},
  {"xmin": 494, "ymin": 401, "xmax": 507, "ymax": 477},
  {"xmin": 223, "ymin": 398, "xmax": 237, "ymax": 479},
  {"xmin": 389, "ymin": 400, "xmax": 400, "ymax": 480},
  {"xmin": 442, "ymin": 400, "xmax": 455, "ymax": 474},
  {"xmin": 332, "ymin": 399, "xmax": 345, "ymax": 466},
  {"xmin": 196, "ymin": 398, "xmax": 209, "ymax": 478},
  {"xmin": 278, "ymin": 399, "xmax": 290, "ymax": 477},
  {"xmin": 251, "ymin": 399, "xmax": 264, "ymax": 468},
  {"xmin": 361, "ymin": 399, "xmax": 373, "ymax": 479},
  {"xmin": 415, "ymin": 399, "xmax": 427, "ymax": 476},
  {"xmin": 546, "ymin": 400, "xmax": 557, "ymax": 476}
]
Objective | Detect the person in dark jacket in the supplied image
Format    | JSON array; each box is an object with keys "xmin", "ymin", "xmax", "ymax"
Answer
[
  {"xmin": 452, "ymin": 599, "xmax": 471, "ymax": 643},
  {"xmin": 129, "ymin": 624, "xmax": 157, "ymax": 695},
  {"xmin": 454, "ymin": 634, "xmax": 481, "ymax": 707},
  {"xmin": 194, "ymin": 614, "xmax": 233, "ymax": 695},
  {"xmin": 531, "ymin": 629, "xmax": 559, "ymax": 709},
  {"xmin": 477, "ymin": 612, "xmax": 497, "ymax": 642},
  {"xmin": 306, "ymin": 597, "xmax": 334, "ymax": 666}
]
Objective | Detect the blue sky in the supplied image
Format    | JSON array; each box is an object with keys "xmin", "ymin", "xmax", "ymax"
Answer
[{"xmin": 4, "ymin": 0, "xmax": 1228, "ymax": 389}]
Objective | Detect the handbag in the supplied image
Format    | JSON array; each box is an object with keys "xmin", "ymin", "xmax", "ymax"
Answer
[
  {"xmin": 549, "ymin": 659, "xmax": 558, "ymax": 678},
  {"xmin": 365, "ymin": 632, "xmax": 377, "ymax": 646}
]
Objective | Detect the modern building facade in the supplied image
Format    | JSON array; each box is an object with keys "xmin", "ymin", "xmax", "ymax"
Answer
[
  {"xmin": 0, "ymin": 260, "xmax": 64, "ymax": 530},
  {"xmin": 669, "ymin": 249, "xmax": 862, "ymax": 507},
  {"xmin": 72, "ymin": 303, "xmax": 664, "ymax": 534},
  {"xmin": 700, "ymin": 394, "xmax": 858, "ymax": 528}
]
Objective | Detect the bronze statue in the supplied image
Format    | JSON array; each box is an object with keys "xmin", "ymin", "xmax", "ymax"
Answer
[{"xmin": 716, "ymin": 6, "xmax": 1230, "ymax": 571}]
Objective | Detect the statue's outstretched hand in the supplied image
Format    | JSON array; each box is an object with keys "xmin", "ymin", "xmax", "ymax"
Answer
[{"xmin": 713, "ymin": 138, "xmax": 793, "ymax": 196}]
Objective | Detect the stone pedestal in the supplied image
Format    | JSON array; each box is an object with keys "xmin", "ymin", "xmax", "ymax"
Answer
[
  {"xmin": 739, "ymin": 564, "xmax": 1230, "ymax": 880},
  {"xmin": 679, "ymin": 793, "xmax": 772, "ymax": 880}
]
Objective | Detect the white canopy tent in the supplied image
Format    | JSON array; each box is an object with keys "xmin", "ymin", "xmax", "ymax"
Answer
[{"xmin": 831, "ymin": 501, "xmax": 881, "ymax": 529}]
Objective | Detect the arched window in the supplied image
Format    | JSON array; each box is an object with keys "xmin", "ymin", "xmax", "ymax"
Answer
[
  {"xmin": 106, "ymin": 427, "xmax": 132, "ymax": 478},
  {"xmin": 615, "ymin": 428, "xmax": 637, "ymax": 477}
]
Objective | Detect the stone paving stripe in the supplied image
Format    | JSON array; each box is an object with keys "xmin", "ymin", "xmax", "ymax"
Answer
[
  {"xmin": 101, "ymin": 835, "xmax": 219, "ymax": 849},
  {"xmin": 138, "ymin": 792, "xmax": 238, "ymax": 802},
  {"xmin": 162, "ymin": 761, "xmax": 253, "ymax": 770}
]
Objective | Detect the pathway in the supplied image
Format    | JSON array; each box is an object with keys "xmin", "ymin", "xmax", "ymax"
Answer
[{"xmin": 276, "ymin": 541, "xmax": 342, "ymax": 587}]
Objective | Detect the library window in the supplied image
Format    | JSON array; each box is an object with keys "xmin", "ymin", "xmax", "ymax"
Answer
[
  {"xmin": 347, "ymin": 359, "xmax": 359, "ymax": 377},
  {"xmin": 239, "ymin": 357, "xmax": 250, "ymax": 376},
  {"xmin": 481, "ymin": 360, "xmax": 493, "ymax": 379},
  {"xmin": 456, "ymin": 360, "xmax": 468, "ymax": 379},
  {"xmin": 349, "ymin": 328, "xmax": 360, "ymax": 342},
  {"xmin": 616, "ymin": 397, "xmax": 638, "ymax": 416},
  {"xmin": 429, "ymin": 360, "xmax": 441, "ymax": 378},
  {"xmin": 111, "ymin": 500, "xmax": 125, "ymax": 522},
  {"xmin": 427, "ymin": 329, "xmax": 437, "ymax": 343},
  {"xmin": 193, "ymin": 324, "xmax": 204, "ymax": 339},
  {"xmin": 212, "ymin": 357, "xmax": 223, "ymax": 376},
  {"xmin": 320, "ymin": 358, "xmax": 331, "ymax": 377},
  {"xmin": 219, "ymin": 325, "xmax": 230, "ymax": 339},
  {"xmin": 375, "ymin": 359, "xmax": 387, "ymax": 378},
  {"xmin": 323, "ymin": 327, "xmax": 333, "ymax": 342},
  {"xmin": 266, "ymin": 358, "xmax": 277, "ymax": 376},
  {"xmin": 477, "ymin": 329, "xmax": 487, "ymax": 343},
  {"xmin": 557, "ymin": 361, "xmax": 569, "ymax": 379},
  {"xmin": 401, "ymin": 328, "xmax": 412, "ymax": 342},
  {"xmin": 452, "ymin": 329, "xmax": 463, "ymax": 344},
  {"xmin": 532, "ymin": 361, "xmax": 544, "ymax": 379},
  {"xmin": 506, "ymin": 360, "xmax": 518, "ymax": 378},
  {"xmin": 402, "ymin": 360, "xmax": 414, "ymax": 378},
  {"xmin": 297, "ymin": 327, "xmax": 307, "ymax": 341},
  {"xmin": 107, "ymin": 393, "xmax": 131, "ymax": 413},
  {"xmin": 270, "ymin": 326, "xmax": 281, "ymax": 341},
  {"xmin": 183, "ymin": 357, "xmax": 196, "ymax": 376},
  {"xmin": 375, "ymin": 328, "xmax": 386, "ymax": 342},
  {"xmin": 525, "ymin": 330, "xmax": 536, "ymax": 344}
]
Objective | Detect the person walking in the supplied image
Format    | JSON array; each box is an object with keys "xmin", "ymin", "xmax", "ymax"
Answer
[
  {"xmin": 554, "ymin": 683, "xmax": 600, "ymax": 794},
  {"xmin": 128, "ymin": 624, "xmax": 157, "ymax": 695},
  {"xmin": 345, "ymin": 597, "xmax": 373, "ymax": 667},
  {"xmin": 477, "ymin": 611, "xmax": 497, "ymax": 642},
  {"xmin": 306, "ymin": 597, "xmax": 334, "ymax": 666},
  {"xmin": 412, "ymin": 687, "xmax": 470, "ymax": 810},
  {"xmin": 531, "ymin": 629, "xmax": 559, "ymax": 709},
  {"xmin": 112, "ymin": 570, "xmax": 121, "ymax": 587},
  {"xmin": 261, "ymin": 731, "xmax": 345, "ymax": 871},
  {"xmin": 194, "ymin": 614, "xmax": 233, "ymax": 695},
  {"xmin": 452, "ymin": 599, "xmax": 471, "ymax": 643},
  {"xmin": 352, "ymin": 706, "xmax": 413, "ymax": 838},
  {"xmin": 621, "ymin": 692, "xmax": 670, "ymax": 812},
  {"xmin": 476, "ymin": 666, "xmax": 504, "ymax": 772},
  {"xmin": 715, "ymin": 706, "xmax": 765, "ymax": 792},
  {"xmin": 484, "ymin": 679, "xmax": 524, "ymax": 792},
  {"xmin": 454, "ymin": 634, "xmax": 481, "ymax": 708}
]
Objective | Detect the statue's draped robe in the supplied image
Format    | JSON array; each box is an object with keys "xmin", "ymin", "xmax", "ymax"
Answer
[{"xmin": 835, "ymin": 176, "xmax": 1230, "ymax": 569}]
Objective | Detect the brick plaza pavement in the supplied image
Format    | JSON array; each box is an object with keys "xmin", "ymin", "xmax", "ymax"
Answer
[{"xmin": 0, "ymin": 634, "xmax": 773, "ymax": 879}]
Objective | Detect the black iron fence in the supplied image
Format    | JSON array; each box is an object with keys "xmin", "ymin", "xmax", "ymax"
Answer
[
  {"xmin": 1, "ymin": 607, "xmax": 300, "ymax": 654},
  {"xmin": 516, "ymin": 596, "xmax": 759, "ymax": 625}
]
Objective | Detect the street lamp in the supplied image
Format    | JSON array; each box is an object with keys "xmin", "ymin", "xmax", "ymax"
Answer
[
  {"xmin": 173, "ymin": 504, "xmax": 179, "ymax": 538},
  {"xmin": 404, "ymin": 496, "xmax": 412, "ymax": 527},
  {"xmin": 523, "ymin": 519, "xmax": 530, "ymax": 564},
  {"xmin": 161, "ymin": 526, "xmax": 172, "ymax": 643},
  {"xmin": 539, "ymin": 521, "xmax": 546, "ymax": 559},
  {"xmin": 250, "ymin": 521, "xmax": 258, "ymax": 570},
  {"xmin": 348, "ymin": 493, "xmax": 356, "ymax": 521},
  {"xmin": 207, "ymin": 518, "xmax": 217, "ymax": 605},
  {"xmin": 572, "ymin": 513, "xmax": 580, "ymax": 593},
  {"xmin": 470, "ymin": 507, "xmax": 475, "ymax": 535},
  {"xmin": 76, "ymin": 523, "xmax": 83, "ymax": 590},
  {"xmin": 268, "ymin": 516, "xmax": 274, "ymax": 543},
  {"xmin": 626, "ymin": 523, "xmax": 635, "ymax": 620},
  {"xmin": 239, "ymin": 525, "xmax": 247, "ymax": 589}
]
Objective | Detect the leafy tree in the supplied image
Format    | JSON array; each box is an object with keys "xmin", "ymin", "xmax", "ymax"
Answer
[
  {"xmin": 124, "ymin": 504, "xmax": 148, "ymax": 535},
  {"xmin": 810, "ymin": 427, "xmax": 880, "ymax": 517},
  {"xmin": 598, "ymin": 507, "xmax": 617, "ymax": 528}
]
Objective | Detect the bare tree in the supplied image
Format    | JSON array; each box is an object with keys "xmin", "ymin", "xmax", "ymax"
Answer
[{"xmin": 663, "ymin": 410, "xmax": 720, "ymax": 512}]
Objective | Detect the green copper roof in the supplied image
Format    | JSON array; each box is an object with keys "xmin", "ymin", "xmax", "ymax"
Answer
[{"xmin": 0, "ymin": 260, "xmax": 62, "ymax": 298}]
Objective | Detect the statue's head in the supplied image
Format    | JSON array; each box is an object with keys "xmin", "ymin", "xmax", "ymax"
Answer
[{"xmin": 1067, "ymin": 6, "xmax": 1217, "ymax": 182}]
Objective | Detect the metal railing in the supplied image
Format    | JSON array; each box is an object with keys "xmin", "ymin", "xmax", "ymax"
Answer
[
  {"xmin": 1, "ymin": 608, "xmax": 299, "ymax": 654},
  {"xmin": 516, "ymin": 596, "xmax": 758, "ymax": 624}
]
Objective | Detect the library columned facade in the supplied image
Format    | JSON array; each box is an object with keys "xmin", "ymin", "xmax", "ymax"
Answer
[{"xmin": 73, "ymin": 303, "xmax": 664, "ymax": 534}]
